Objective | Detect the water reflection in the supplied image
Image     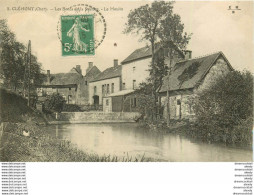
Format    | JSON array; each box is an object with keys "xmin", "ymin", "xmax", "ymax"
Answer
[{"xmin": 44, "ymin": 123, "xmax": 252, "ymax": 162}]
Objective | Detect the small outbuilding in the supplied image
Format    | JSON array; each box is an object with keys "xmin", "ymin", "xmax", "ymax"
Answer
[
  {"xmin": 159, "ymin": 51, "xmax": 233, "ymax": 120},
  {"xmin": 103, "ymin": 89, "xmax": 137, "ymax": 112}
]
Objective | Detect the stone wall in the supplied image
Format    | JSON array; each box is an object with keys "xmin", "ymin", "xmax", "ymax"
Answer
[
  {"xmin": 55, "ymin": 112, "xmax": 141, "ymax": 124},
  {"xmin": 161, "ymin": 93, "xmax": 195, "ymax": 120},
  {"xmin": 195, "ymin": 57, "xmax": 230, "ymax": 92}
]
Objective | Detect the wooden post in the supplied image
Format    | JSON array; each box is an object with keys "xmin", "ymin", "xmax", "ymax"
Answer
[{"xmin": 167, "ymin": 48, "xmax": 172, "ymax": 126}]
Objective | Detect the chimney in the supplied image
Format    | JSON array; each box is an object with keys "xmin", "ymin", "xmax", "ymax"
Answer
[
  {"xmin": 114, "ymin": 59, "xmax": 118, "ymax": 67},
  {"xmin": 76, "ymin": 65, "xmax": 82, "ymax": 75},
  {"xmin": 47, "ymin": 70, "xmax": 50, "ymax": 84},
  {"xmin": 184, "ymin": 50, "xmax": 192, "ymax": 60},
  {"xmin": 89, "ymin": 62, "xmax": 93, "ymax": 68},
  {"xmin": 86, "ymin": 62, "xmax": 93, "ymax": 73}
]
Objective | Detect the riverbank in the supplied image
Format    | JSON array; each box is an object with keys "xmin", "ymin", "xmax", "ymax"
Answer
[
  {"xmin": 0, "ymin": 89, "xmax": 152, "ymax": 162},
  {"xmin": 139, "ymin": 119, "xmax": 253, "ymax": 149},
  {"xmin": 0, "ymin": 122, "xmax": 153, "ymax": 162}
]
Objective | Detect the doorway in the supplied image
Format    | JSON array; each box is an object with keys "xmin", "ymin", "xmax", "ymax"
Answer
[{"xmin": 93, "ymin": 95, "xmax": 99, "ymax": 110}]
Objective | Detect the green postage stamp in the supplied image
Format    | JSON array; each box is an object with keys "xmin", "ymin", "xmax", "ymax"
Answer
[{"xmin": 61, "ymin": 15, "xmax": 94, "ymax": 56}]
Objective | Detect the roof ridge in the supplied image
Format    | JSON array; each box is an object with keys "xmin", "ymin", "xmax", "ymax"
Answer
[{"xmin": 176, "ymin": 51, "xmax": 221, "ymax": 63}]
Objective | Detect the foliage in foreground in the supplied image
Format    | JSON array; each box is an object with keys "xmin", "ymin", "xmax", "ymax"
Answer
[{"xmin": 192, "ymin": 70, "xmax": 253, "ymax": 145}]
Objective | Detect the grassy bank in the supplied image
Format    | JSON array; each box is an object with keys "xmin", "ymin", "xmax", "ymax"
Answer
[
  {"xmin": 0, "ymin": 88, "xmax": 50, "ymax": 124},
  {"xmin": 139, "ymin": 119, "xmax": 253, "ymax": 148},
  {"xmin": 0, "ymin": 122, "xmax": 153, "ymax": 162}
]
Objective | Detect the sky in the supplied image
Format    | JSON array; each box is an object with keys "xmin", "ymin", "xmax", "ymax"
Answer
[{"xmin": 1, "ymin": 0, "xmax": 253, "ymax": 74}]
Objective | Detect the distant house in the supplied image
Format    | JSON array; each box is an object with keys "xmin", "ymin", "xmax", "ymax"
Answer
[
  {"xmin": 80, "ymin": 62, "xmax": 101, "ymax": 104},
  {"xmin": 89, "ymin": 60, "xmax": 121, "ymax": 109},
  {"xmin": 37, "ymin": 63, "xmax": 100, "ymax": 105},
  {"xmin": 158, "ymin": 51, "xmax": 233, "ymax": 120},
  {"xmin": 102, "ymin": 42, "xmax": 188, "ymax": 112}
]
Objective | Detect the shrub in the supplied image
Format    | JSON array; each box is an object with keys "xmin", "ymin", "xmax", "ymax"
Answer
[
  {"xmin": 193, "ymin": 70, "xmax": 253, "ymax": 145},
  {"xmin": 62, "ymin": 104, "xmax": 82, "ymax": 112},
  {"xmin": 43, "ymin": 93, "xmax": 66, "ymax": 113}
]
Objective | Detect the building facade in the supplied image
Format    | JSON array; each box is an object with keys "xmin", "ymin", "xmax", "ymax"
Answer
[
  {"xmin": 80, "ymin": 62, "xmax": 101, "ymax": 105},
  {"xmin": 88, "ymin": 60, "xmax": 122, "ymax": 107},
  {"xmin": 159, "ymin": 51, "xmax": 233, "ymax": 120},
  {"xmin": 121, "ymin": 42, "xmax": 187, "ymax": 91},
  {"xmin": 101, "ymin": 42, "xmax": 187, "ymax": 113}
]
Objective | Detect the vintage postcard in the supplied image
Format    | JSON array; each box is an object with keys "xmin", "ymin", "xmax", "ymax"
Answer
[{"xmin": 0, "ymin": 0, "xmax": 253, "ymax": 163}]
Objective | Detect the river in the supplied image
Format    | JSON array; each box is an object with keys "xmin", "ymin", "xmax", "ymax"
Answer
[{"xmin": 44, "ymin": 123, "xmax": 252, "ymax": 162}]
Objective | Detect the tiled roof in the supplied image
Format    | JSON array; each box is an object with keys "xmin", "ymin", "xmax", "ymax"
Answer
[
  {"xmin": 49, "ymin": 73, "xmax": 82, "ymax": 85},
  {"xmin": 41, "ymin": 66, "xmax": 101, "ymax": 86},
  {"xmin": 121, "ymin": 41, "xmax": 185, "ymax": 65},
  {"xmin": 85, "ymin": 66, "xmax": 101, "ymax": 78},
  {"xmin": 159, "ymin": 52, "xmax": 232, "ymax": 92},
  {"xmin": 90, "ymin": 65, "xmax": 122, "ymax": 82},
  {"xmin": 41, "ymin": 67, "xmax": 82, "ymax": 86},
  {"xmin": 121, "ymin": 45, "xmax": 157, "ymax": 65}
]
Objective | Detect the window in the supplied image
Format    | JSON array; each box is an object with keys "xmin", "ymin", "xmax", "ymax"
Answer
[
  {"xmin": 133, "ymin": 66, "xmax": 136, "ymax": 72},
  {"xmin": 133, "ymin": 80, "xmax": 136, "ymax": 89},
  {"xmin": 94, "ymin": 86, "xmax": 97, "ymax": 95},
  {"xmin": 122, "ymin": 83, "xmax": 126, "ymax": 90},
  {"xmin": 106, "ymin": 99, "xmax": 109, "ymax": 106},
  {"xmin": 111, "ymin": 83, "xmax": 114, "ymax": 93},
  {"xmin": 107, "ymin": 84, "xmax": 110, "ymax": 94},
  {"xmin": 85, "ymin": 81, "xmax": 88, "ymax": 85},
  {"xmin": 102, "ymin": 85, "xmax": 104, "ymax": 96}
]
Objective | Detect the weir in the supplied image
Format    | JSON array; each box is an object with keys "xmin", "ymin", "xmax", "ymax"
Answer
[{"xmin": 51, "ymin": 112, "xmax": 142, "ymax": 124}]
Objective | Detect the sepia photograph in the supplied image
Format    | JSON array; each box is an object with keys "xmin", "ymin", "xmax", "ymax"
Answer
[{"xmin": 0, "ymin": 0, "xmax": 253, "ymax": 162}]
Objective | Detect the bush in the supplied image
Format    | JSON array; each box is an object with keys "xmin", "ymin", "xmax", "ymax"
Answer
[
  {"xmin": 43, "ymin": 93, "xmax": 66, "ymax": 113},
  {"xmin": 62, "ymin": 104, "xmax": 82, "ymax": 112},
  {"xmin": 193, "ymin": 70, "xmax": 253, "ymax": 145}
]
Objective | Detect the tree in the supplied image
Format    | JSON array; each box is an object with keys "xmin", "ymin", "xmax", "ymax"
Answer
[
  {"xmin": 43, "ymin": 93, "xmax": 66, "ymax": 113},
  {"xmin": 193, "ymin": 70, "xmax": 253, "ymax": 144},
  {"xmin": 0, "ymin": 20, "xmax": 26, "ymax": 90},
  {"xmin": 23, "ymin": 54, "xmax": 45, "ymax": 95},
  {"xmin": 0, "ymin": 19, "xmax": 44, "ymax": 93},
  {"xmin": 124, "ymin": 1, "xmax": 191, "ymax": 121}
]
